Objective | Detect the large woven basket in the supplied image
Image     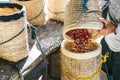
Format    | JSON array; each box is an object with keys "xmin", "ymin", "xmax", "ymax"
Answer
[
  {"xmin": 86, "ymin": 0, "xmax": 100, "ymax": 11},
  {"xmin": 0, "ymin": 3, "xmax": 29, "ymax": 62},
  {"xmin": 64, "ymin": 0, "xmax": 83, "ymax": 26},
  {"xmin": 61, "ymin": 0, "xmax": 105, "ymax": 79},
  {"xmin": 48, "ymin": 0, "xmax": 69, "ymax": 22},
  {"xmin": 61, "ymin": 40, "xmax": 102, "ymax": 80},
  {"xmin": 0, "ymin": 61, "xmax": 20, "ymax": 80},
  {"xmin": 64, "ymin": 0, "xmax": 103, "ymax": 29},
  {"xmin": 63, "ymin": 0, "xmax": 103, "ymax": 42},
  {"xmin": 11, "ymin": 0, "xmax": 45, "ymax": 26}
]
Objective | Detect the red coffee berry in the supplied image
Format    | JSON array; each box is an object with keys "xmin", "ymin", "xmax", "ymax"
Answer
[{"xmin": 66, "ymin": 29, "xmax": 92, "ymax": 45}]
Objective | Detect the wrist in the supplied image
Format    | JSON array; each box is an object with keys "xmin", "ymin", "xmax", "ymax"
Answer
[
  {"xmin": 111, "ymin": 23, "xmax": 117, "ymax": 34},
  {"xmin": 115, "ymin": 23, "xmax": 120, "ymax": 35}
]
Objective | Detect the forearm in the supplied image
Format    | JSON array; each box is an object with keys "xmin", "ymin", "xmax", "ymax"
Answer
[{"xmin": 105, "ymin": 24, "xmax": 120, "ymax": 52}]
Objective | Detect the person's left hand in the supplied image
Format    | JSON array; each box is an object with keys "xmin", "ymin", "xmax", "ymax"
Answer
[{"xmin": 98, "ymin": 17, "xmax": 117, "ymax": 36}]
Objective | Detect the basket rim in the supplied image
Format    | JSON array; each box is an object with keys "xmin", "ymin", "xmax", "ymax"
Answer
[
  {"xmin": 0, "ymin": 3, "xmax": 26, "ymax": 22},
  {"xmin": 61, "ymin": 40, "xmax": 101, "ymax": 60},
  {"xmin": 64, "ymin": 22, "xmax": 103, "ymax": 34},
  {"xmin": 63, "ymin": 22, "xmax": 103, "ymax": 41},
  {"xmin": 12, "ymin": 0, "xmax": 41, "ymax": 3}
]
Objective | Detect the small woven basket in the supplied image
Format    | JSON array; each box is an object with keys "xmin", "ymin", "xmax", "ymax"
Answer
[
  {"xmin": 0, "ymin": 3, "xmax": 29, "ymax": 62},
  {"xmin": 61, "ymin": 40, "xmax": 102, "ymax": 80},
  {"xmin": 48, "ymin": 0, "xmax": 69, "ymax": 22},
  {"xmin": 11, "ymin": 0, "xmax": 45, "ymax": 26}
]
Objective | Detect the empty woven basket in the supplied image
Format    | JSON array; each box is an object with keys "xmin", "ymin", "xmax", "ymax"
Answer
[
  {"xmin": 11, "ymin": 0, "xmax": 45, "ymax": 26},
  {"xmin": 48, "ymin": 0, "xmax": 69, "ymax": 22}
]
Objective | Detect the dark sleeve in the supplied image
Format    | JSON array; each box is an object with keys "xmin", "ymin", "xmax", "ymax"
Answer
[{"xmin": 102, "ymin": 1, "xmax": 109, "ymax": 19}]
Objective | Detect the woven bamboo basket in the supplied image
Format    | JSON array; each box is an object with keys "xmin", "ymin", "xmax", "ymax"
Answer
[
  {"xmin": 11, "ymin": 0, "xmax": 45, "ymax": 26},
  {"xmin": 48, "ymin": 0, "xmax": 69, "ymax": 22},
  {"xmin": 64, "ymin": 0, "xmax": 103, "ymax": 29},
  {"xmin": 61, "ymin": 40, "xmax": 103, "ymax": 80},
  {"xmin": 61, "ymin": 0, "xmax": 106, "ymax": 79},
  {"xmin": 0, "ymin": 61, "xmax": 20, "ymax": 80},
  {"xmin": 0, "ymin": 3, "xmax": 29, "ymax": 62},
  {"xmin": 64, "ymin": 0, "xmax": 83, "ymax": 26},
  {"xmin": 86, "ymin": 0, "xmax": 100, "ymax": 11},
  {"xmin": 64, "ymin": 0, "xmax": 103, "ymax": 42}
]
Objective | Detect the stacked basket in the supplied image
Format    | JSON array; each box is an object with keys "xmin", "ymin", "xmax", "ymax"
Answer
[
  {"xmin": 61, "ymin": 40, "xmax": 102, "ymax": 80},
  {"xmin": 11, "ymin": 0, "xmax": 45, "ymax": 26},
  {"xmin": 0, "ymin": 3, "xmax": 29, "ymax": 62},
  {"xmin": 61, "ymin": 0, "xmax": 106, "ymax": 80}
]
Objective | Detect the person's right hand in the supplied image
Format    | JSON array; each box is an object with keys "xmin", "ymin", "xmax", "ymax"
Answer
[{"xmin": 98, "ymin": 17, "xmax": 117, "ymax": 36}]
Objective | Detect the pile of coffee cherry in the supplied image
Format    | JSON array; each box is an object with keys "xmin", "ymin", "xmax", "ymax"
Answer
[
  {"xmin": 65, "ymin": 29, "xmax": 98, "ymax": 53},
  {"xmin": 66, "ymin": 29, "xmax": 92, "ymax": 45}
]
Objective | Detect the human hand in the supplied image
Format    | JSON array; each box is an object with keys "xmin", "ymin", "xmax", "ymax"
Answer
[{"xmin": 98, "ymin": 17, "xmax": 117, "ymax": 36}]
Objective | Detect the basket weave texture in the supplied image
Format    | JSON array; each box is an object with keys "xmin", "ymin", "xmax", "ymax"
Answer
[
  {"xmin": 0, "ymin": 62, "xmax": 20, "ymax": 80},
  {"xmin": 12, "ymin": 0, "xmax": 45, "ymax": 26},
  {"xmin": 64, "ymin": 0, "xmax": 103, "ymax": 30},
  {"xmin": 64, "ymin": 0, "xmax": 83, "ymax": 26},
  {"xmin": 48, "ymin": 0, "xmax": 69, "ymax": 22},
  {"xmin": 61, "ymin": 0, "xmax": 105, "ymax": 79},
  {"xmin": 61, "ymin": 52, "xmax": 102, "ymax": 80},
  {"xmin": 63, "ymin": 0, "xmax": 103, "ymax": 42},
  {"xmin": 0, "ymin": 17, "xmax": 29, "ymax": 62},
  {"xmin": 86, "ymin": 0, "xmax": 100, "ymax": 11}
]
